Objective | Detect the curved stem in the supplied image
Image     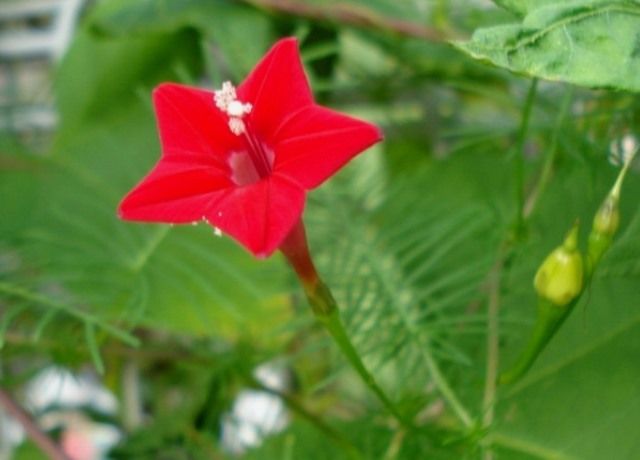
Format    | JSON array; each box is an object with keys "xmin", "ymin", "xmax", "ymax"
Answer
[
  {"xmin": 318, "ymin": 306, "xmax": 409, "ymax": 426},
  {"xmin": 280, "ymin": 221, "xmax": 410, "ymax": 427},
  {"xmin": 524, "ymin": 87, "xmax": 573, "ymax": 219},
  {"xmin": 514, "ymin": 78, "xmax": 538, "ymax": 236},
  {"xmin": 499, "ymin": 299, "xmax": 572, "ymax": 385},
  {"xmin": 243, "ymin": 0, "xmax": 450, "ymax": 42},
  {"xmin": 421, "ymin": 345, "xmax": 473, "ymax": 428},
  {"xmin": 480, "ymin": 252, "xmax": 506, "ymax": 460},
  {"xmin": 482, "ymin": 259, "xmax": 502, "ymax": 431}
]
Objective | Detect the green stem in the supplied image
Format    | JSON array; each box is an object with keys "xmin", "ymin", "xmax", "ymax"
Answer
[
  {"xmin": 499, "ymin": 298, "xmax": 572, "ymax": 385},
  {"xmin": 421, "ymin": 344, "xmax": 473, "ymax": 428},
  {"xmin": 524, "ymin": 87, "xmax": 573, "ymax": 219},
  {"xmin": 480, "ymin": 253, "xmax": 506, "ymax": 460},
  {"xmin": 514, "ymin": 78, "xmax": 539, "ymax": 235},
  {"xmin": 489, "ymin": 432, "xmax": 575, "ymax": 460},
  {"xmin": 315, "ymin": 293, "xmax": 409, "ymax": 427},
  {"xmin": 0, "ymin": 282, "xmax": 139, "ymax": 346},
  {"xmin": 280, "ymin": 221, "xmax": 410, "ymax": 427}
]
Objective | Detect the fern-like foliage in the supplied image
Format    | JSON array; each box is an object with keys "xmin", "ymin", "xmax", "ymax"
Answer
[{"xmin": 302, "ymin": 148, "xmax": 504, "ymax": 406}]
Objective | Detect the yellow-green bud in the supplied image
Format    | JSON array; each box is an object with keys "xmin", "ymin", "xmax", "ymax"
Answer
[
  {"xmin": 587, "ymin": 145, "xmax": 635, "ymax": 275},
  {"xmin": 587, "ymin": 194, "xmax": 619, "ymax": 273},
  {"xmin": 534, "ymin": 223, "xmax": 583, "ymax": 307},
  {"xmin": 592, "ymin": 195, "xmax": 620, "ymax": 237}
]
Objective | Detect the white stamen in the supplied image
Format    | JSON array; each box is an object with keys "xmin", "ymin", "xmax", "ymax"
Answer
[
  {"xmin": 227, "ymin": 100, "xmax": 252, "ymax": 117},
  {"xmin": 213, "ymin": 81, "xmax": 252, "ymax": 136},
  {"xmin": 213, "ymin": 227, "xmax": 222, "ymax": 237},
  {"xmin": 229, "ymin": 118, "xmax": 246, "ymax": 135},
  {"xmin": 214, "ymin": 81, "xmax": 237, "ymax": 112}
]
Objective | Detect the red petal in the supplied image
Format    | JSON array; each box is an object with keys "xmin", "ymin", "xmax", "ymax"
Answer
[
  {"xmin": 272, "ymin": 106, "xmax": 383, "ymax": 189},
  {"xmin": 205, "ymin": 175, "xmax": 305, "ymax": 258},
  {"xmin": 237, "ymin": 38, "xmax": 313, "ymax": 144},
  {"xmin": 153, "ymin": 83, "xmax": 241, "ymax": 165},
  {"xmin": 118, "ymin": 158, "xmax": 232, "ymax": 223}
]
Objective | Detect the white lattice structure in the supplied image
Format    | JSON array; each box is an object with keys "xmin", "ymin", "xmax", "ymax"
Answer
[{"xmin": 0, "ymin": 0, "xmax": 85, "ymax": 133}]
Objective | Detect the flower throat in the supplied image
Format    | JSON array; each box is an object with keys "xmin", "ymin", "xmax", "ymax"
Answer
[{"xmin": 214, "ymin": 82, "xmax": 274, "ymax": 185}]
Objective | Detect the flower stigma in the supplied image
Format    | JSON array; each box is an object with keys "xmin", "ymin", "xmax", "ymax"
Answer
[
  {"xmin": 214, "ymin": 81, "xmax": 252, "ymax": 135},
  {"xmin": 214, "ymin": 81, "xmax": 274, "ymax": 185}
]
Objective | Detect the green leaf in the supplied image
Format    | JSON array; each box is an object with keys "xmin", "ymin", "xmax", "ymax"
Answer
[
  {"xmin": 491, "ymin": 156, "xmax": 640, "ymax": 459},
  {"xmin": 494, "ymin": 281, "xmax": 640, "ymax": 459},
  {"xmin": 89, "ymin": 0, "xmax": 272, "ymax": 80},
  {"xmin": 0, "ymin": 151, "xmax": 41, "ymax": 241},
  {"xmin": 55, "ymin": 27, "xmax": 201, "ymax": 141},
  {"xmin": 457, "ymin": 1, "xmax": 640, "ymax": 91}
]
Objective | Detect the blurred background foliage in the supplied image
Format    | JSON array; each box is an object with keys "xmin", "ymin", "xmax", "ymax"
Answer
[{"xmin": 1, "ymin": 0, "xmax": 640, "ymax": 459}]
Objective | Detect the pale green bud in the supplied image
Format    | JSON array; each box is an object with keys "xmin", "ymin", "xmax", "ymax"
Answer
[
  {"xmin": 592, "ymin": 195, "xmax": 620, "ymax": 237},
  {"xmin": 587, "ymin": 145, "xmax": 635, "ymax": 274},
  {"xmin": 534, "ymin": 223, "xmax": 583, "ymax": 307},
  {"xmin": 587, "ymin": 194, "xmax": 619, "ymax": 273}
]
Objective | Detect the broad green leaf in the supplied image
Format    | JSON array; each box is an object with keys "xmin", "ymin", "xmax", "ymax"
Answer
[
  {"xmin": 457, "ymin": 1, "xmax": 640, "ymax": 91},
  {"xmin": 0, "ymin": 153, "xmax": 41, "ymax": 241},
  {"xmin": 494, "ymin": 281, "xmax": 640, "ymax": 459},
  {"xmin": 491, "ymin": 160, "xmax": 640, "ymax": 459},
  {"xmin": 89, "ymin": 0, "xmax": 272, "ymax": 80},
  {"xmin": 55, "ymin": 27, "xmax": 201, "ymax": 141}
]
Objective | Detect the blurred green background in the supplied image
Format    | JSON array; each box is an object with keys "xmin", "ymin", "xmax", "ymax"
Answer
[{"xmin": 1, "ymin": 0, "xmax": 640, "ymax": 459}]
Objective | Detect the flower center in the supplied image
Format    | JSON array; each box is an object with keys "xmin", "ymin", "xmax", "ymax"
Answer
[
  {"xmin": 228, "ymin": 142, "xmax": 274, "ymax": 186},
  {"xmin": 214, "ymin": 81, "xmax": 274, "ymax": 185}
]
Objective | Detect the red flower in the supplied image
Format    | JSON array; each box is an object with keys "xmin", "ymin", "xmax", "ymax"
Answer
[{"xmin": 118, "ymin": 37, "xmax": 382, "ymax": 257}]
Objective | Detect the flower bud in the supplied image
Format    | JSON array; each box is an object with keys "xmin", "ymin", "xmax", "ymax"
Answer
[
  {"xmin": 534, "ymin": 223, "xmax": 583, "ymax": 307},
  {"xmin": 587, "ymin": 145, "xmax": 636, "ymax": 275},
  {"xmin": 592, "ymin": 195, "xmax": 620, "ymax": 236},
  {"xmin": 587, "ymin": 195, "xmax": 619, "ymax": 273}
]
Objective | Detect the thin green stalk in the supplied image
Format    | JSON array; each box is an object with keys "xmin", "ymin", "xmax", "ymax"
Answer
[
  {"xmin": 281, "ymin": 221, "xmax": 410, "ymax": 427},
  {"xmin": 524, "ymin": 87, "xmax": 574, "ymax": 219},
  {"xmin": 421, "ymin": 345, "xmax": 474, "ymax": 428},
  {"xmin": 514, "ymin": 78, "xmax": 539, "ymax": 235},
  {"xmin": 483, "ymin": 93, "xmax": 547, "ymax": 436},
  {"xmin": 499, "ymin": 298, "xmax": 572, "ymax": 385},
  {"xmin": 490, "ymin": 432, "xmax": 576, "ymax": 460},
  {"xmin": 481, "ymin": 79, "xmax": 539, "ymax": 457},
  {"xmin": 333, "ymin": 221, "xmax": 476, "ymax": 429},
  {"xmin": 481, "ymin": 256, "xmax": 504, "ymax": 460},
  {"xmin": 307, "ymin": 278, "xmax": 472, "ymax": 431},
  {"xmin": 0, "ymin": 282, "xmax": 139, "ymax": 346},
  {"xmin": 317, "ymin": 303, "xmax": 410, "ymax": 427}
]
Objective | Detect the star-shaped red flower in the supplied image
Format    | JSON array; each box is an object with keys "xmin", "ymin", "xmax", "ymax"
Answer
[{"xmin": 118, "ymin": 37, "xmax": 382, "ymax": 257}]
